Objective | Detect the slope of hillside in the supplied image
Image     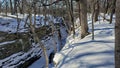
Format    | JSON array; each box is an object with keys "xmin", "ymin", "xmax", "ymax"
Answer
[{"xmin": 53, "ymin": 20, "xmax": 115, "ymax": 68}]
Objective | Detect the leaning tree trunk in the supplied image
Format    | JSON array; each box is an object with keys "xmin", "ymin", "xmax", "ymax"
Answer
[
  {"xmin": 79, "ymin": 0, "xmax": 89, "ymax": 39},
  {"xmin": 115, "ymin": 0, "xmax": 120, "ymax": 68}
]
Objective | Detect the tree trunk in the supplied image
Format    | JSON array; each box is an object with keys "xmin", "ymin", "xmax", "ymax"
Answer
[
  {"xmin": 93, "ymin": 0, "xmax": 99, "ymax": 22},
  {"xmin": 103, "ymin": 0, "xmax": 108, "ymax": 21},
  {"xmin": 77, "ymin": 0, "xmax": 81, "ymax": 26},
  {"xmin": 91, "ymin": 0, "xmax": 96, "ymax": 40},
  {"xmin": 33, "ymin": 3, "xmax": 37, "ymax": 28},
  {"xmin": 80, "ymin": 0, "xmax": 89, "ymax": 39},
  {"xmin": 70, "ymin": 0, "xmax": 75, "ymax": 37},
  {"xmin": 65, "ymin": 0, "xmax": 75, "ymax": 37},
  {"xmin": 10, "ymin": 0, "xmax": 14, "ymax": 15},
  {"xmin": 115, "ymin": 0, "xmax": 120, "ymax": 68},
  {"xmin": 21, "ymin": 0, "xmax": 24, "ymax": 14},
  {"xmin": 25, "ymin": 2, "xmax": 49, "ymax": 67},
  {"xmin": 14, "ymin": 0, "xmax": 17, "ymax": 14},
  {"xmin": 5, "ymin": 0, "xmax": 8, "ymax": 16},
  {"xmin": 110, "ymin": 0, "xmax": 116, "ymax": 24},
  {"xmin": 0, "ymin": 2, "xmax": 1, "ymax": 13}
]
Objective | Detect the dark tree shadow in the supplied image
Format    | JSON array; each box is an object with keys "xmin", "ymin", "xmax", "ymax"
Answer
[{"xmin": 57, "ymin": 40, "xmax": 114, "ymax": 68}]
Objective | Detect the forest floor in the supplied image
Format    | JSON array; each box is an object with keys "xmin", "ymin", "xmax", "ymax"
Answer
[
  {"xmin": 0, "ymin": 14, "xmax": 68, "ymax": 68},
  {"xmin": 53, "ymin": 18, "xmax": 115, "ymax": 68},
  {"xmin": 0, "ymin": 13, "xmax": 115, "ymax": 68}
]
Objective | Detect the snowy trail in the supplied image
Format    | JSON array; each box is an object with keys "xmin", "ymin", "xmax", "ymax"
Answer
[{"xmin": 54, "ymin": 21, "xmax": 115, "ymax": 68}]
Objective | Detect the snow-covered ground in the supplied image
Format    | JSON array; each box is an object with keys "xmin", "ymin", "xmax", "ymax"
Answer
[
  {"xmin": 0, "ymin": 27, "xmax": 68, "ymax": 68},
  {"xmin": 0, "ymin": 14, "xmax": 68, "ymax": 68},
  {"xmin": 0, "ymin": 13, "xmax": 115, "ymax": 68},
  {"xmin": 29, "ymin": 24, "xmax": 68, "ymax": 68},
  {"xmin": 0, "ymin": 14, "xmax": 63, "ymax": 33},
  {"xmin": 53, "ymin": 20, "xmax": 115, "ymax": 68}
]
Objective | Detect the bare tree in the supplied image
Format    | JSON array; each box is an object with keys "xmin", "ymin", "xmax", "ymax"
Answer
[
  {"xmin": 65, "ymin": 0, "xmax": 75, "ymax": 37},
  {"xmin": 9, "ymin": 0, "xmax": 14, "ymax": 14},
  {"xmin": 115, "ymin": 0, "xmax": 120, "ymax": 68},
  {"xmin": 110, "ymin": 0, "xmax": 116, "ymax": 24},
  {"xmin": 91, "ymin": 0, "xmax": 96, "ymax": 40},
  {"xmin": 102, "ymin": 0, "xmax": 109, "ymax": 20},
  {"xmin": 13, "ymin": 0, "xmax": 17, "ymax": 14},
  {"xmin": 0, "ymin": 1, "xmax": 2, "ymax": 13},
  {"xmin": 79, "ymin": 0, "xmax": 89, "ymax": 39},
  {"xmin": 24, "ymin": 1, "xmax": 49, "ymax": 67},
  {"xmin": 77, "ymin": 0, "xmax": 81, "ymax": 26},
  {"xmin": 5, "ymin": 0, "xmax": 8, "ymax": 16},
  {"xmin": 93, "ymin": 0, "xmax": 99, "ymax": 22}
]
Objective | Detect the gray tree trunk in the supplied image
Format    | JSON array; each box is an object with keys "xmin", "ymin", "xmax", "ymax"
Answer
[
  {"xmin": 14, "ymin": 0, "xmax": 17, "ymax": 14},
  {"xmin": 110, "ymin": 0, "xmax": 116, "ymax": 24},
  {"xmin": 65, "ymin": 0, "xmax": 75, "ymax": 36},
  {"xmin": 115, "ymin": 0, "xmax": 120, "ymax": 68},
  {"xmin": 77, "ymin": 0, "xmax": 81, "ymax": 26},
  {"xmin": 10, "ymin": 0, "xmax": 14, "ymax": 15},
  {"xmin": 80, "ymin": 0, "xmax": 89, "ymax": 39},
  {"xmin": 93, "ymin": 0, "xmax": 99, "ymax": 22}
]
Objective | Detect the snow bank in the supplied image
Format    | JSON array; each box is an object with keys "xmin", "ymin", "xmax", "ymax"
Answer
[
  {"xmin": 53, "ymin": 20, "xmax": 115, "ymax": 68},
  {"xmin": 0, "ymin": 14, "xmax": 64, "ymax": 33},
  {"xmin": 29, "ymin": 24, "xmax": 68, "ymax": 68}
]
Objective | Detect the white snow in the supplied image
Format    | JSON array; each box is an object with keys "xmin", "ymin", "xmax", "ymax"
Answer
[
  {"xmin": 0, "ymin": 40, "xmax": 16, "ymax": 46},
  {"xmin": 0, "ymin": 14, "xmax": 63, "ymax": 33},
  {"xmin": 29, "ymin": 24, "xmax": 68, "ymax": 68},
  {"xmin": 0, "ymin": 13, "xmax": 115, "ymax": 68},
  {"xmin": 53, "ymin": 20, "xmax": 115, "ymax": 68}
]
